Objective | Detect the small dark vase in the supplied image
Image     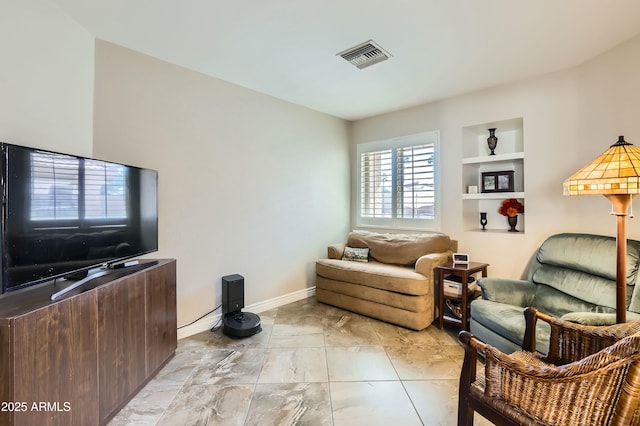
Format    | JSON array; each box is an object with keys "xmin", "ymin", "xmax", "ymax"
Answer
[
  {"xmin": 507, "ymin": 215, "xmax": 518, "ymax": 232},
  {"xmin": 487, "ymin": 128, "xmax": 498, "ymax": 155},
  {"xmin": 480, "ymin": 212, "xmax": 487, "ymax": 231}
]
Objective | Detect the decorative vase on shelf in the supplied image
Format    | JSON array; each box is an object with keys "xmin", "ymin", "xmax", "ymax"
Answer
[
  {"xmin": 480, "ymin": 212, "xmax": 487, "ymax": 231},
  {"xmin": 507, "ymin": 215, "xmax": 519, "ymax": 232},
  {"xmin": 487, "ymin": 128, "xmax": 498, "ymax": 155}
]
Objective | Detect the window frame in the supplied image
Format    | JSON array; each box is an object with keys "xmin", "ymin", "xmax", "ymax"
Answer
[{"xmin": 355, "ymin": 131, "xmax": 441, "ymax": 230}]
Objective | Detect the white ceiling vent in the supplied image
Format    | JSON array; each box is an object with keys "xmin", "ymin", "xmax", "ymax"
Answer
[{"xmin": 337, "ymin": 40, "xmax": 391, "ymax": 69}]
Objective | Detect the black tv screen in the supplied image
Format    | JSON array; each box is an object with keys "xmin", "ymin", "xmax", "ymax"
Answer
[{"xmin": 1, "ymin": 143, "xmax": 158, "ymax": 294}]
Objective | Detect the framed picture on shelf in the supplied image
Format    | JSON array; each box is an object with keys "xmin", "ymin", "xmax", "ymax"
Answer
[{"xmin": 481, "ymin": 171, "xmax": 514, "ymax": 193}]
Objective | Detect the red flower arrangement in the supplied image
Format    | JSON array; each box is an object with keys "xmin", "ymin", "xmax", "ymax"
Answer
[{"xmin": 498, "ymin": 198, "xmax": 524, "ymax": 217}]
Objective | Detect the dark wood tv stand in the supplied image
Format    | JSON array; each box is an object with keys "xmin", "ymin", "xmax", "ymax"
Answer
[{"xmin": 0, "ymin": 259, "xmax": 177, "ymax": 426}]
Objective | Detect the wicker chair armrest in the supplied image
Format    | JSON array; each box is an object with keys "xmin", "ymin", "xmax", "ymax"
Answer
[
  {"xmin": 523, "ymin": 307, "xmax": 640, "ymax": 364},
  {"xmin": 481, "ymin": 342, "xmax": 640, "ymax": 425}
]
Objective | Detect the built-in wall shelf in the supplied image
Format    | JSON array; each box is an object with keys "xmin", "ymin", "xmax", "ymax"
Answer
[
  {"xmin": 462, "ymin": 118, "xmax": 525, "ymax": 233},
  {"xmin": 462, "ymin": 152, "xmax": 524, "ymax": 165},
  {"xmin": 462, "ymin": 191, "xmax": 525, "ymax": 200},
  {"xmin": 468, "ymin": 228, "xmax": 525, "ymax": 234}
]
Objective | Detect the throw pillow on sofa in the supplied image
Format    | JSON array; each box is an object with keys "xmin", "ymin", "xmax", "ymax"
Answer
[{"xmin": 342, "ymin": 247, "xmax": 369, "ymax": 262}]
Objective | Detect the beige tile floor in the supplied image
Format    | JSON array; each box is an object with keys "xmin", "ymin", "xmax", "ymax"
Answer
[{"xmin": 108, "ymin": 297, "xmax": 492, "ymax": 426}]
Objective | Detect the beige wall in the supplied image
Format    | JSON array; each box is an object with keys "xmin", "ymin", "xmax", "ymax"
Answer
[
  {"xmin": 4, "ymin": 0, "xmax": 640, "ymax": 330},
  {"xmin": 0, "ymin": 0, "xmax": 94, "ymax": 156},
  {"xmin": 351, "ymin": 34, "xmax": 640, "ymax": 279},
  {"xmin": 92, "ymin": 41, "xmax": 350, "ymax": 330}
]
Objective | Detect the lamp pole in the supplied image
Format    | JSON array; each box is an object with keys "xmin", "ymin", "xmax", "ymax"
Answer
[{"xmin": 606, "ymin": 193, "xmax": 633, "ymax": 324}]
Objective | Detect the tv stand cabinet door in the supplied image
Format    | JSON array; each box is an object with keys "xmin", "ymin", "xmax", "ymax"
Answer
[
  {"xmin": 145, "ymin": 260, "xmax": 177, "ymax": 376},
  {"xmin": 98, "ymin": 273, "xmax": 146, "ymax": 423},
  {"xmin": 0, "ymin": 319, "xmax": 11, "ymax": 426},
  {"xmin": 12, "ymin": 292, "xmax": 99, "ymax": 426}
]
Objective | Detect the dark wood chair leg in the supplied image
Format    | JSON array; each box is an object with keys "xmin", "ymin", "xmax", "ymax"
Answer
[
  {"xmin": 522, "ymin": 306, "xmax": 539, "ymax": 352},
  {"xmin": 458, "ymin": 331, "xmax": 477, "ymax": 426}
]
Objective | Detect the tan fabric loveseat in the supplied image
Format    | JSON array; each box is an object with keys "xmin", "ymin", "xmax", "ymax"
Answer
[{"xmin": 316, "ymin": 230, "xmax": 457, "ymax": 330}]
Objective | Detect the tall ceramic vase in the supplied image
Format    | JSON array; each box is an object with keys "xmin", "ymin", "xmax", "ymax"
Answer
[
  {"xmin": 507, "ymin": 215, "xmax": 518, "ymax": 232},
  {"xmin": 487, "ymin": 128, "xmax": 498, "ymax": 155}
]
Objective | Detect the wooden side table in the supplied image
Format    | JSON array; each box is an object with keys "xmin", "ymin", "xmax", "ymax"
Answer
[{"xmin": 436, "ymin": 262, "xmax": 489, "ymax": 331}]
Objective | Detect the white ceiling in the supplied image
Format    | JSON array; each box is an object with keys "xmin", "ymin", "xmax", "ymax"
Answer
[{"xmin": 52, "ymin": 0, "xmax": 640, "ymax": 121}]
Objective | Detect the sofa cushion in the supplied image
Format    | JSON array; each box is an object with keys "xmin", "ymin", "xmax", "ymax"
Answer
[
  {"xmin": 537, "ymin": 233, "xmax": 640, "ymax": 283},
  {"xmin": 316, "ymin": 288, "xmax": 432, "ymax": 330},
  {"xmin": 470, "ymin": 299, "xmax": 551, "ymax": 354},
  {"xmin": 532, "ymin": 265, "xmax": 618, "ymax": 311},
  {"xmin": 346, "ymin": 230, "xmax": 451, "ymax": 265},
  {"xmin": 316, "ymin": 259, "xmax": 429, "ymax": 296},
  {"xmin": 532, "ymin": 283, "xmax": 599, "ymax": 317},
  {"xmin": 630, "ymin": 285, "xmax": 640, "ymax": 314},
  {"xmin": 316, "ymin": 276, "xmax": 428, "ymax": 312},
  {"xmin": 469, "ymin": 319, "xmax": 524, "ymax": 355}
]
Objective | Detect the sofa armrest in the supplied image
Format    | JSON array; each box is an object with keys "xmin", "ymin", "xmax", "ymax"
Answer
[
  {"xmin": 478, "ymin": 277, "xmax": 536, "ymax": 307},
  {"xmin": 327, "ymin": 243, "xmax": 346, "ymax": 260},
  {"xmin": 414, "ymin": 251, "xmax": 452, "ymax": 277}
]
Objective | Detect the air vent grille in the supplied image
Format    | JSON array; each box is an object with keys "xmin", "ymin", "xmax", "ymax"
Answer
[{"xmin": 338, "ymin": 40, "xmax": 391, "ymax": 69}]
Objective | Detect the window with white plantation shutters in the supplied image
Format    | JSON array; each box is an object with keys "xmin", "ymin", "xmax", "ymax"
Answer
[
  {"xmin": 360, "ymin": 149, "xmax": 392, "ymax": 218},
  {"xmin": 357, "ymin": 132, "xmax": 440, "ymax": 229},
  {"xmin": 396, "ymin": 144, "xmax": 435, "ymax": 219}
]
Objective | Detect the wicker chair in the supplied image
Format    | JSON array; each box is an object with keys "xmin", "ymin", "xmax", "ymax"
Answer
[{"xmin": 458, "ymin": 307, "xmax": 640, "ymax": 426}]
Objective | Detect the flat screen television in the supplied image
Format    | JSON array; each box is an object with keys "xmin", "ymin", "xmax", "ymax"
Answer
[{"xmin": 0, "ymin": 142, "xmax": 158, "ymax": 296}]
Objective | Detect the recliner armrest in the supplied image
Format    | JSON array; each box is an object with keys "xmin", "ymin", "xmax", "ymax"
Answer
[
  {"xmin": 523, "ymin": 306, "xmax": 640, "ymax": 364},
  {"xmin": 478, "ymin": 277, "xmax": 536, "ymax": 306},
  {"xmin": 560, "ymin": 311, "xmax": 617, "ymax": 326}
]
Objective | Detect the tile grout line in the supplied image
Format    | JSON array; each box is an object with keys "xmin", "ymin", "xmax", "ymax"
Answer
[
  {"xmin": 152, "ymin": 354, "xmax": 204, "ymax": 425},
  {"xmin": 323, "ymin": 324, "xmax": 336, "ymax": 426},
  {"xmin": 243, "ymin": 308, "xmax": 277, "ymax": 425}
]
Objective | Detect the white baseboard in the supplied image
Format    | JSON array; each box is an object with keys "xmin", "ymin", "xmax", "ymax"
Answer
[
  {"xmin": 246, "ymin": 286, "xmax": 316, "ymax": 314},
  {"xmin": 176, "ymin": 286, "xmax": 316, "ymax": 340}
]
